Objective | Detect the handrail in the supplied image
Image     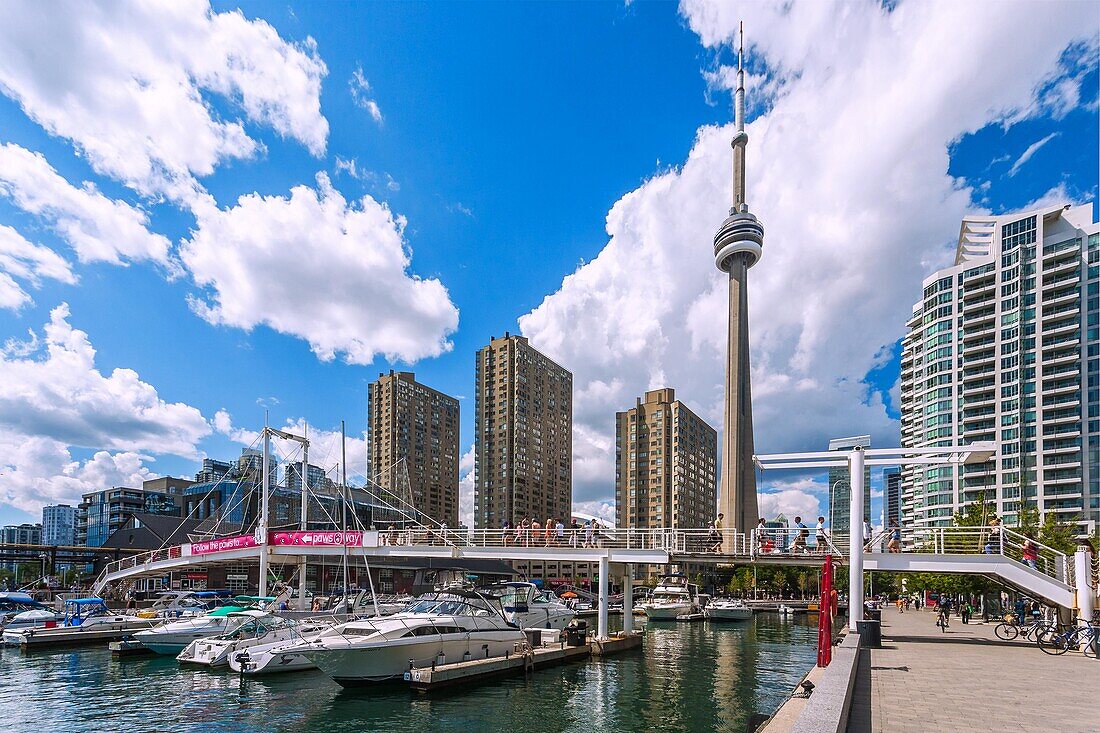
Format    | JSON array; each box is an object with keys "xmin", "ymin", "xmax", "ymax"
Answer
[{"xmin": 92, "ymin": 524, "xmax": 1079, "ymax": 595}]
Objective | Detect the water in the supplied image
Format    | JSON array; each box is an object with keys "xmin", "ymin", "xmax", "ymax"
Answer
[{"xmin": 0, "ymin": 616, "xmax": 818, "ymax": 733}]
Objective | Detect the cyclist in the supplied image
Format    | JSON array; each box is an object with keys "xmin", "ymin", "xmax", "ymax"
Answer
[{"xmin": 937, "ymin": 596, "xmax": 952, "ymax": 628}]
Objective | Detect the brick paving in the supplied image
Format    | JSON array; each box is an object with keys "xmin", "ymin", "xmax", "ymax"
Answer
[{"xmin": 846, "ymin": 606, "xmax": 1099, "ymax": 733}]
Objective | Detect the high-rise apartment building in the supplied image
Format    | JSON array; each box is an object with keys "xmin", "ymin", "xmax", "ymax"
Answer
[
  {"xmin": 367, "ymin": 371, "xmax": 460, "ymax": 527},
  {"xmin": 42, "ymin": 504, "xmax": 77, "ymax": 546},
  {"xmin": 615, "ymin": 388, "xmax": 718, "ymax": 530},
  {"xmin": 900, "ymin": 203, "xmax": 1098, "ymax": 538},
  {"xmin": 827, "ymin": 435, "xmax": 872, "ymax": 534},
  {"xmin": 474, "ymin": 333, "xmax": 572, "ymax": 528},
  {"xmin": 882, "ymin": 467, "xmax": 902, "ymax": 528}
]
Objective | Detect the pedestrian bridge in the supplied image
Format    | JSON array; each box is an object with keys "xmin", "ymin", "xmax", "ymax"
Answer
[{"xmin": 92, "ymin": 526, "xmax": 1089, "ymax": 612}]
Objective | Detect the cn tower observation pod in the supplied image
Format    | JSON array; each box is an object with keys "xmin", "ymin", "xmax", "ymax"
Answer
[{"xmin": 713, "ymin": 208, "xmax": 764, "ymax": 271}]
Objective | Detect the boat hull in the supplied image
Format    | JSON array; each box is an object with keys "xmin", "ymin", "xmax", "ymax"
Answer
[
  {"xmin": 305, "ymin": 632, "xmax": 523, "ymax": 685},
  {"xmin": 642, "ymin": 604, "xmax": 693, "ymax": 620},
  {"xmin": 704, "ymin": 608, "xmax": 753, "ymax": 621}
]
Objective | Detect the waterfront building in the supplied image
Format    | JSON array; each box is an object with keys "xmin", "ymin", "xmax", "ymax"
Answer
[
  {"xmin": 900, "ymin": 202, "xmax": 1099, "ymax": 538},
  {"xmin": 41, "ymin": 504, "xmax": 76, "ymax": 546},
  {"xmin": 367, "ymin": 370, "xmax": 460, "ymax": 527},
  {"xmin": 714, "ymin": 26, "xmax": 763, "ymax": 535},
  {"xmin": 195, "ymin": 458, "xmax": 235, "ymax": 484},
  {"xmin": 285, "ymin": 461, "xmax": 333, "ymax": 494},
  {"xmin": 76, "ymin": 486, "xmax": 182, "ymax": 547},
  {"xmin": 827, "ymin": 435, "xmax": 872, "ymax": 535},
  {"xmin": 237, "ymin": 448, "xmax": 277, "ymax": 486},
  {"xmin": 883, "ymin": 466, "xmax": 902, "ymax": 528},
  {"xmin": 615, "ymin": 388, "xmax": 718, "ymax": 530},
  {"xmin": 1, "ymin": 523, "xmax": 41, "ymax": 545},
  {"xmin": 473, "ymin": 333, "xmax": 572, "ymax": 529},
  {"xmin": 0, "ymin": 523, "xmax": 42, "ymax": 572}
]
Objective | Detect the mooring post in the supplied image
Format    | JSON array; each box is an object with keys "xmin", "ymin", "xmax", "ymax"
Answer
[
  {"xmin": 622, "ymin": 565, "xmax": 633, "ymax": 634},
  {"xmin": 597, "ymin": 555, "xmax": 609, "ymax": 640}
]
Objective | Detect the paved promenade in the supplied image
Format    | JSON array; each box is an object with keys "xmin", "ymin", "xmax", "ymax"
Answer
[{"xmin": 846, "ymin": 607, "xmax": 1099, "ymax": 733}]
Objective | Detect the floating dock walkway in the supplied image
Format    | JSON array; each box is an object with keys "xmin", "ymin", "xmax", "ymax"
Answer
[{"xmin": 404, "ymin": 633, "xmax": 643, "ymax": 691}]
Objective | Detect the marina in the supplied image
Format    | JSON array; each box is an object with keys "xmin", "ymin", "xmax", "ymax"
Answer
[{"xmin": 0, "ymin": 614, "xmax": 820, "ymax": 732}]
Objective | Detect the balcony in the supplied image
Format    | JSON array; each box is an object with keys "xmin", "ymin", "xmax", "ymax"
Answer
[
  {"xmin": 1043, "ymin": 256, "xmax": 1080, "ymax": 277},
  {"xmin": 962, "ymin": 365, "xmax": 997, "ymax": 381},
  {"xmin": 1044, "ymin": 288, "xmax": 1078, "ymax": 307},
  {"xmin": 962, "ymin": 323, "xmax": 996, "ymax": 342}
]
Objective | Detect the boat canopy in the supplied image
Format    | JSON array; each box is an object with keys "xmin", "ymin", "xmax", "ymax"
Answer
[
  {"xmin": 0, "ymin": 592, "xmax": 36, "ymax": 603},
  {"xmin": 67, "ymin": 597, "xmax": 110, "ymax": 607}
]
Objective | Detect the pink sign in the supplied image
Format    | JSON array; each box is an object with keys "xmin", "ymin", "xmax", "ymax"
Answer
[
  {"xmin": 270, "ymin": 531, "xmax": 363, "ymax": 547},
  {"xmin": 190, "ymin": 534, "xmax": 259, "ymax": 555}
]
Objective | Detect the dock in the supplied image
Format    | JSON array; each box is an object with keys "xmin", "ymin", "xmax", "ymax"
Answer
[
  {"xmin": 16, "ymin": 625, "xmax": 152, "ymax": 651},
  {"xmin": 404, "ymin": 632, "xmax": 643, "ymax": 690}
]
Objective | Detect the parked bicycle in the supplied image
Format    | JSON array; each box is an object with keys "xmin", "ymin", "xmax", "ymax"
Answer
[{"xmin": 1036, "ymin": 619, "xmax": 1100, "ymax": 657}]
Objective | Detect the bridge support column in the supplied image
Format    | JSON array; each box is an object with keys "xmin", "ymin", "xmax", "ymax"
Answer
[
  {"xmin": 1074, "ymin": 547, "xmax": 1095, "ymax": 649},
  {"xmin": 849, "ymin": 446, "xmax": 865, "ymax": 631},
  {"xmin": 597, "ymin": 555, "xmax": 609, "ymax": 640},
  {"xmin": 622, "ymin": 566, "xmax": 633, "ymax": 634}
]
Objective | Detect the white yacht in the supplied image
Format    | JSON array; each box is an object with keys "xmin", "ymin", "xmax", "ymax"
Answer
[
  {"xmin": 133, "ymin": 599, "xmax": 262, "ymax": 655},
  {"xmin": 704, "ymin": 598, "xmax": 753, "ymax": 621},
  {"xmin": 134, "ymin": 591, "xmax": 222, "ymax": 619},
  {"xmin": 638, "ymin": 574, "xmax": 701, "ymax": 620},
  {"xmin": 0, "ymin": 592, "xmax": 62, "ymax": 630},
  {"xmin": 177, "ymin": 611, "xmax": 300, "ymax": 667},
  {"xmin": 228, "ymin": 617, "xmax": 339, "ymax": 675},
  {"xmin": 2, "ymin": 598, "xmax": 155, "ymax": 646},
  {"xmin": 299, "ymin": 587, "xmax": 526, "ymax": 685},
  {"xmin": 489, "ymin": 583, "xmax": 575, "ymax": 630}
]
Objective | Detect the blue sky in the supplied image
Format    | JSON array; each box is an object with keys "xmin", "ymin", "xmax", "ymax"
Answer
[{"xmin": 0, "ymin": 1, "xmax": 1096, "ymax": 528}]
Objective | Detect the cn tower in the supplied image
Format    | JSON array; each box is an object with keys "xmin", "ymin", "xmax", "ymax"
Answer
[{"xmin": 714, "ymin": 22, "xmax": 762, "ymax": 539}]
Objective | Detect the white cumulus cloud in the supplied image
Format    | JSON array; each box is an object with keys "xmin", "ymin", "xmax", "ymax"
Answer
[
  {"xmin": 0, "ymin": 225, "xmax": 76, "ymax": 311},
  {"xmin": 520, "ymin": 0, "xmax": 1094, "ymax": 514},
  {"xmin": 182, "ymin": 174, "xmax": 459, "ymax": 365},
  {"xmin": 0, "ymin": 0, "xmax": 328, "ymax": 201},
  {"xmin": 0, "ymin": 143, "xmax": 172, "ymax": 267},
  {"xmin": 0, "ymin": 303, "xmax": 211, "ymax": 456},
  {"xmin": 0, "ymin": 435, "xmax": 157, "ymax": 513}
]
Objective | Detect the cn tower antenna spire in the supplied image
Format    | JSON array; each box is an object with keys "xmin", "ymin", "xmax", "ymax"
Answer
[{"xmin": 732, "ymin": 22, "xmax": 748, "ymax": 214}]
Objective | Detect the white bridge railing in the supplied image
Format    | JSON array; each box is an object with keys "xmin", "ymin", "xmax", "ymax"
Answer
[{"xmin": 93, "ymin": 524, "xmax": 1075, "ymax": 595}]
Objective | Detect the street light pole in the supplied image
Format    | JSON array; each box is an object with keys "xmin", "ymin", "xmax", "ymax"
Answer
[{"xmin": 849, "ymin": 446, "xmax": 865, "ymax": 631}]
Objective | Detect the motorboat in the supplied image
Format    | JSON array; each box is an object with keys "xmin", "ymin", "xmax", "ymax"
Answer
[
  {"xmin": 134, "ymin": 590, "xmax": 225, "ymax": 619},
  {"xmin": 704, "ymin": 598, "xmax": 753, "ymax": 621},
  {"xmin": 228, "ymin": 617, "xmax": 338, "ymax": 675},
  {"xmin": 299, "ymin": 586, "xmax": 526, "ymax": 685},
  {"xmin": 281, "ymin": 590, "xmax": 411, "ymax": 620},
  {"xmin": 2, "ymin": 598, "xmax": 156, "ymax": 647},
  {"xmin": 177, "ymin": 610, "xmax": 301, "ymax": 667},
  {"xmin": 132, "ymin": 598, "xmax": 263, "ymax": 655},
  {"xmin": 0, "ymin": 592, "xmax": 63, "ymax": 631},
  {"xmin": 638, "ymin": 573, "xmax": 701, "ymax": 620},
  {"xmin": 488, "ymin": 582, "xmax": 575, "ymax": 630}
]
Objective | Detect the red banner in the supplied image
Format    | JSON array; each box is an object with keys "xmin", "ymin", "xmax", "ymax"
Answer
[
  {"xmin": 270, "ymin": 531, "xmax": 363, "ymax": 547},
  {"xmin": 190, "ymin": 534, "xmax": 259, "ymax": 555}
]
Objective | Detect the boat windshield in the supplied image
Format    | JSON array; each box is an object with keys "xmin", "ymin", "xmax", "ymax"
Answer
[{"xmin": 403, "ymin": 592, "xmax": 498, "ymax": 617}]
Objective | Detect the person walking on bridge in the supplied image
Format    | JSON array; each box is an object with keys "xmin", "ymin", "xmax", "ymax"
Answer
[{"xmin": 815, "ymin": 516, "xmax": 828, "ymax": 552}]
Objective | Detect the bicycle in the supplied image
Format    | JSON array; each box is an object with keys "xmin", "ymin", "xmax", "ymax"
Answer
[
  {"xmin": 936, "ymin": 611, "xmax": 950, "ymax": 632},
  {"xmin": 995, "ymin": 616, "xmax": 1050, "ymax": 641},
  {"xmin": 1036, "ymin": 620, "xmax": 1100, "ymax": 657}
]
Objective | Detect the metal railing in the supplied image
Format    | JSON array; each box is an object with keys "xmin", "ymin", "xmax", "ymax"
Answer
[
  {"xmin": 93, "ymin": 524, "xmax": 1078, "ymax": 595},
  {"xmin": 903, "ymin": 526, "xmax": 1070, "ymax": 585}
]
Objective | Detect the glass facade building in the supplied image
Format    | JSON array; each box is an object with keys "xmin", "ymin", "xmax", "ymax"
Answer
[{"xmin": 900, "ymin": 203, "xmax": 1099, "ymax": 539}]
